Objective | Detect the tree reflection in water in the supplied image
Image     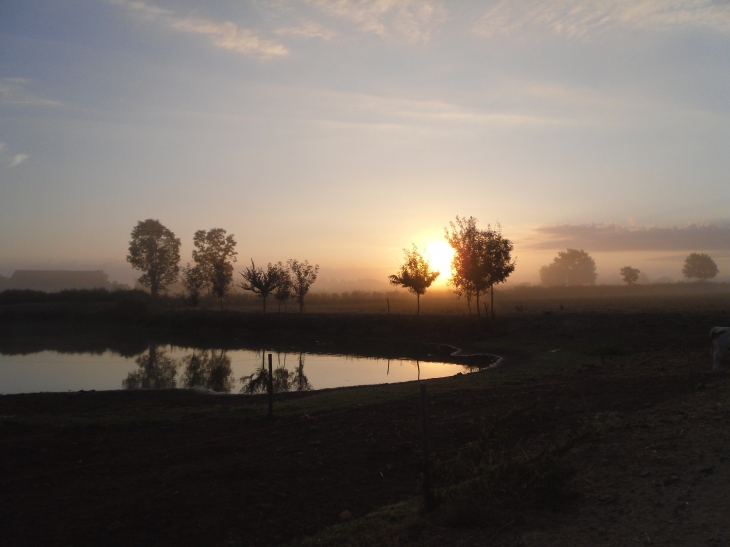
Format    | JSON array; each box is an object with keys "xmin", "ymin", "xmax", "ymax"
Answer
[
  {"xmin": 123, "ymin": 344, "xmax": 178, "ymax": 389},
  {"xmin": 240, "ymin": 351, "xmax": 312, "ymax": 394},
  {"xmin": 181, "ymin": 350, "xmax": 234, "ymax": 393}
]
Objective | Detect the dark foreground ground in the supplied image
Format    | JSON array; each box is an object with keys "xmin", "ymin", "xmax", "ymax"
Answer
[{"xmin": 2, "ymin": 310, "xmax": 730, "ymax": 546}]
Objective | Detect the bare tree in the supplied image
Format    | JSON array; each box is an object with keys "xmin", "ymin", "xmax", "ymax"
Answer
[
  {"xmin": 388, "ymin": 244, "xmax": 440, "ymax": 316},
  {"xmin": 126, "ymin": 219, "xmax": 180, "ymax": 298},
  {"xmin": 288, "ymin": 259, "xmax": 319, "ymax": 312},
  {"xmin": 192, "ymin": 228, "xmax": 237, "ymax": 308},
  {"xmin": 238, "ymin": 260, "xmax": 283, "ymax": 313}
]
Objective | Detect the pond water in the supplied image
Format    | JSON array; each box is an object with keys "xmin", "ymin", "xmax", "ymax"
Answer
[{"xmin": 0, "ymin": 345, "xmax": 493, "ymax": 394}]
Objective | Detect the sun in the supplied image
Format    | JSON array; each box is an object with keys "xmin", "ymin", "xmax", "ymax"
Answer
[{"xmin": 424, "ymin": 240, "xmax": 454, "ymax": 280}]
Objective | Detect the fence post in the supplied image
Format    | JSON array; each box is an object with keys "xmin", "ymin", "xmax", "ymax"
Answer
[
  {"xmin": 268, "ymin": 353, "xmax": 274, "ymax": 419},
  {"xmin": 420, "ymin": 383, "xmax": 434, "ymax": 511}
]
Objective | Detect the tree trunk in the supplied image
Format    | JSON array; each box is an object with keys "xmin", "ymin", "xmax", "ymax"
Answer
[
  {"xmin": 417, "ymin": 294, "xmax": 420, "ymax": 316},
  {"xmin": 490, "ymin": 285, "xmax": 495, "ymax": 320},
  {"xmin": 475, "ymin": 291, "xmax": 481, "ymax": 318},
  {"xmin": 263, "ymin": 296, "xmax": 266, "ymax": 314}
]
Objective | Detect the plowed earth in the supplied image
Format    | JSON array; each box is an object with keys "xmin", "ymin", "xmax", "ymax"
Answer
[{"xmin": 2, "ymin": 312, "xmax": 730, "ymax": 546}]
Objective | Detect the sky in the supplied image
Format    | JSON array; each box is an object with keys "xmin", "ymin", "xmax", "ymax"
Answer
[{"xmin": 1, "ymin": 0, "xmax": 730, "ymax": 288}]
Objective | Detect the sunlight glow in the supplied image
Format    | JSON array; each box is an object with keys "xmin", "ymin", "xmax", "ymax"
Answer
[{"xmin": 424, "ymin": 241, "xmax": 454, "ymax": 281}]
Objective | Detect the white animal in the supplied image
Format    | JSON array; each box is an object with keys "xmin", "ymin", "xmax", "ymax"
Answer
[{"xmin": 710, "ymin": 327, "xmax": 730, "ymax": 371}]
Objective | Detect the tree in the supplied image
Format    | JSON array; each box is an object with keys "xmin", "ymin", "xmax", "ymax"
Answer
[
  {"xmin": 181, "ymin": 350, "xmax": 234, "ymax": 393},
  {"xmin": 192, "ymin": 228, "xmax": 237, "ymax": 307},
  {"xmin": 273, "ymin": 262, "xmax": 293, "ymax": 312},
  {"xmin": 122, "ymin": 344, "xmax": 179, "ymax": 389},
  {"xmin": 482, "ymin": 225, "xmax": 516, "ymax": 320},
  {"xmin": 288, "ymin": 259, "xmax": 319, "ymax": 313},
  {"xmin": 388, "ymin": 244, "xmax": 440, "ymax": 316},
  {"xmin": 444, "ymin": 216, "xmax": 515, "ymax": 319},
  {"xmin": 539, "ymin": 249, "xmax": 597, "ymax": 286},
  {"xmin": 445, "ymin": 216, "xmax": 483, "ymax": 315},
  {"xmin": 126, "ymin": 219, "xmax": 181, "ymax": 298},
  {"xmin": 620, "ymin": 266, "xmax": 640, "ymax": 286},
  {"xmin": 682, "ymin": 253, "xmax": 718, "ymax": 282},
  {"xmin": 180, "ymin": 262, "xmax": 207, "ymax": 306},
  {"xmin": 238, "ymin": 260, "xmax": 283, "ymax": 313}
]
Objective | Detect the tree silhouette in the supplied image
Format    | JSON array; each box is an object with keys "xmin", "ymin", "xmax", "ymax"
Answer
[
  {"xmin": 122, "ymin": 344, "xmax": 179, "ymax": 389},
  {"xmin": 288, "ymin": 259, "xmax": 319, "ymax": 313},
  {"xmin": 126, "ymin": 219, "xmax": 180, "ymax": 298},
  {"xmin": 389, "ymin": 244, "xmax": 440, "ymax": 316},
  {"xmin": 482, "ymin": 225, "xmax": 516, "ymax": 320},
  {"xmin": 682, "ymin": 253, "xmax": 718, "ymax": 282},
  {"xmin": 445, "ymin": 216, "xmax": 514, "ymax": 319},
  {"xmin": 539, "ymin": 249, "xmax": 597, "ymax": 286},
  {"xmin": 273, "ymin": 262, "xmax": 293, "ymax": 312},
  {"xmin": 620, "ymin": 266, "xmax": 640, "ymax": 285},
  {"xmin": 238, "ymin": 260, "xmax": 283, "ymax": 313},
  {"xmin": 181, "ymin": 350, "xmax": 234, "ymax": 393},
  {"xmin": 192, "ymin": 228, "xmax": 237, "ymax": 308},
  {"xmin": 180, "ymin": 262, "xmax": 207, "ymax": 306}
]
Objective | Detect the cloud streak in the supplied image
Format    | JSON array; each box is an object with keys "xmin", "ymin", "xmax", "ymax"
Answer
[
  {"xmin": 526, "ymin": 222, "xmax": 730, "ymax": 251},
  {"xmin": 0, "ymin": 142, "xmax": 29, "ymax": 168},
  {"xmin": 110, "ymin": 0, "xmax": 288, "ymax": 59},
  {"xmin": 475, "ymin": 0, "xmax": 730, "ymax": 38},
  {"xmin": 0, "ymin": 78, "xmax": 64, "ymax": 107},
  {"xmin": 276, "ymin": 20, "xmax": 338, "ymax": 40},
  {"xmin": 305, "ymin": 0, "xmax": 442, "ymax": 42}
]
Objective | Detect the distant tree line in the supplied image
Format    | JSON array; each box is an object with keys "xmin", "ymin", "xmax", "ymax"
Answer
[
  {"xmin": 538, "ymin": 248, "xmax": 719, "ymax": 286},
  {"xmin": 126, "ymin": 219, "xmax": 318, "ymax": 311}
]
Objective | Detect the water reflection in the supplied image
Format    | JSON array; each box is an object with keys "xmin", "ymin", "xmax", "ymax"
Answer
[
  {"xmin": 240, "ymin": 351, "xmax": 313, "ymax": 394},
  {"xmin": 122, "ymin": 345, "xmax": 179, "ymax": 390},
  {"xmin": 181, "ymin": 350, "xmax": 235, "ymax": 393}
]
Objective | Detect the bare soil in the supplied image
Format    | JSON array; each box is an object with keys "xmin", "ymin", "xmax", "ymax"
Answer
[{"xmin": 2, "ymin": 310, "xmax": 730, "ymax": 546}]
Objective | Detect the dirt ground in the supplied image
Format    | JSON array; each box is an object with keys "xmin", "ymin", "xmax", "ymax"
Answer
[{"xmin": 2, "ymin": 310, "xmax": 730, "ymax": 546}]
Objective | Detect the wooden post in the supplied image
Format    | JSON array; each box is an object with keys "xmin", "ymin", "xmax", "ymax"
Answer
[
  {"xmin": 420, "ymin": 383, "xmax": 434, "ymax": 511},
  {"xmin": 268, "ymin": 353, "xmax": 274, "ymax": 419}
]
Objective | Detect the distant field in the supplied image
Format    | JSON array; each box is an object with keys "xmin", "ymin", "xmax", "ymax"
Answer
[{"xmin": 3, "ymin": 282, "xmax": 730, "ymax": 317}]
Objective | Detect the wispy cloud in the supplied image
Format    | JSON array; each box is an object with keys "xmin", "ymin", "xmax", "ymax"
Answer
[
  {"xmin": 475, "ymin": 0, "xmax": 730, "ymax": 38},
  {"xmin": 305, "ymin": 0, "xmax": 443, "ymax": 42},
  {"xmin": 525, "ymin": 221, "xmax": 730, "ymax": 251},
  {"xmin": 276, "ymin": 20, "xmax": 338, "ymax": 40},
  {"xmin": 0, "ymin": 78, "xmax": 64, "ymax": 107},
  {"xmin": 110, "ymin": 0, "xmax": 288, "ymax": 59},
  {"xmin": 0, "ymin": 142, "xmax": 29, "ymax": 168}
]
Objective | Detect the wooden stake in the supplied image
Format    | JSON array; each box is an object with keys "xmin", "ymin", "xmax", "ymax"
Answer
[{"xmin": 268, "ymin": 353, "xmax": 274, "ymax": 419}]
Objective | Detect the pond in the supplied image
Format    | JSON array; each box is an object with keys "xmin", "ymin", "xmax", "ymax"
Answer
[{"xmin": 0, "ymin": 345, "xmax": 497, "ymax": 394}]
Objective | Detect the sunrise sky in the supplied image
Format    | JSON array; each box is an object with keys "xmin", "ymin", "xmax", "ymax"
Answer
[{"xmin": 1, "ymin": 1, "xmax": 729, "ymax": 288}]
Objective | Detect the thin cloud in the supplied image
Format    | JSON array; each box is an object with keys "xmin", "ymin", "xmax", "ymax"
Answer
[
  {"xmin": 475, "ymin": 0, "xmax": 730, "ymax": 38},
  {"xmin": 0, "ymin": 78, "xmax": 64, "ymax": 107},
  {"xmin": 305, "ymin": 0, "xmax": 443, "ymax": 42},
  {"xmin": 526, "ymin": 222, "xmax": 730, "ymax": 251},
  {"xmin": 0, "ymin": 142, "xmax": 29, "ymax": 168},
  {"xmin": 110, "ymin": 0, "xmax": 288, "ymax": 60},
  {"xmin": 276, "ymin": 20, "xmax": 338, "ymax": 40}
]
